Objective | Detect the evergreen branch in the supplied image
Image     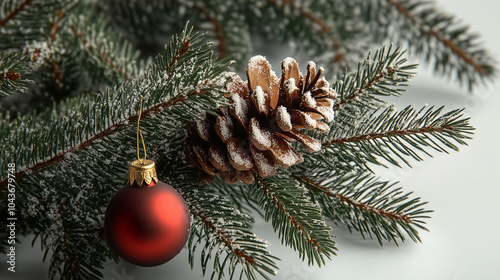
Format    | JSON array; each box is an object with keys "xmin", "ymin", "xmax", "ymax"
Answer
[
  {"xmin": 334, "ymin": 64, "xmax": 398, "ymax": 110},
  {"xmin": 0, "ymin": 0, "xmax": 73, "ymax": 49},
  {"xmin": 294, "ymin": 171, "xmax": 431, "ymax": 245},
  {"xmin": 191, "ymin": 205, "xmax": 255, "ymax": 265},
  {"xmin": 205, "ymin": 176, "xmax": 265, "ymax": 218},
  {"xmin": 0, "ymin": 88, "xmax": 205, "ymax": 190},
  {"xmin": 0, "ymin": 25, "xmax": 232, "ymax": 190},
  {"xmin": 0, "ymin": 0, "xmax": 33, "ymax": 27},
  {"xmin": 323, "ymin": 105, "xmax": 474, "ymax": 168},
  {"xmin": 327, "ymin": 123, "xmax": 449, "ymax": 145},
  {"xmin": 42, "ymin": 195, "xmax": 108, "ymax": 279},
  {"xmin": 251, "ymin": 175, "xmax": 337, "ymax": 265},
  {"xmin": 184, "ymin": 185, "xmax": 279, "ymax": 280},
  {"xmin": 386, "ymin": 0, "xmax": 483, "ymax": 75},
  {"xmin": 49, "ymin": 200, "xmax": 86, "ymax": 279},
  {"xmin": 193, "ymin": 0, "xmax": 253, "ymax": 71},
  {"xmin": 68, "ymin": 22, "xmax": 136, "ymax": 82},
  {"xmin": 267, "ymin": 0, "xmax": 344, "ymax": 64},
  {"xmin": 0, "ymin": 50, "xmax": 31, "ymax": 98},
  {"xmin": 48, "ymin": 7, "xmax": 65, "ymax": 42},
  {"xmin": 363, "ymin": 0, "xmax": 496, "ymax": 89},
  {"xmin": 20, "ymin": 2, "xmax": 76, "ymax": 99},
  {"xmin": 334, "ymin": 45, "xmax": 415, "ymax": 111},
  {"xmin": 297, "ymin": 175, "xmax": 410, "ymax": 223},
  {"xmin": 14, "ymin": 172, "xmax": 112, "ymax": 280},
  {"xmin": 47, "ymin": 8, "xmax": 66, "ymax": 94}
]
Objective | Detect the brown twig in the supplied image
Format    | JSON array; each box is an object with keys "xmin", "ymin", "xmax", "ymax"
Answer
[
  {"xmin": 1, "ymin": 72, "xmax": 21, "ymax": 81},
  {"xmin": 297, "ymin": 176, "xmax": 412, "ymax": 223},
  {"xmin": 194, "ymin": 4, "xmax": 227, "ymax": 58},
  {"xmin": 386, "ymin": 0, "xmax": 483, "ymax": 75},
  {"xmin": 268, "ymin": 0, "xmax": 345, "ymax": 64},
  {"xmin": 190, "ymin": 202, "xmax": 255, "ymax": 264},
  {"xmin": 0, "ymin": 0, "xmax": 33, "ymax": 27}
]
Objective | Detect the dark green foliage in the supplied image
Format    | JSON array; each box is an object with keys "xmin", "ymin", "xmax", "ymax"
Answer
[
  {"xmin": 185, "ymin": 184, "xmax": 279, "ymax": 280},
  {"xmin": 325, "ymin": 105, "xmax": 474, "ymax": 169},
  {"xmin": 362, "ymin": 0, "xmax": 495, "ymax": 90},
  {"xmin": 296, "ymin": 171, "xmax": 432, "ymax": 245},
  {"xmin": 334, "ymin": 46, "xmax": 416, "ymax": 110},
  {"xmin": 0, "ymin": 25, "xmax": 231, "ymax": 182},
  {"xmin": 97, "ymin": 0, "xmax": 494, "ymax": 89},
  {"xmin": 0, "ymin": 0, "xmax": 74, "ymax": 49},
  {"xmin": 251, "ymin": 175, "xmax": 337, "ymax": 265},
  {"xmin": 0, "ymin": 25, "xmax": 237, "ymax": 280},
  {"xmin": 0, "ymin": 1, "xmax": 483, "ymax": 279}
]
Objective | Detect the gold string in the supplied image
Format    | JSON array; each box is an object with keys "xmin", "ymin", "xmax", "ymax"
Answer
[{"xmin": 137, "ymin": 96, "xmax": 147, "ymax": 162}]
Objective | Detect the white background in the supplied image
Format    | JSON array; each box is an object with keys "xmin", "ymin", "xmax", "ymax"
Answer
[{"xmin": 2, "ymin": 0, "xmax": 499, "ymax": 279}]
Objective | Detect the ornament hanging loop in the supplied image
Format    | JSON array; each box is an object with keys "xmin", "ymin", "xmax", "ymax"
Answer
[
  {"xmin": 137, "ymin": 96, "xmax": 147, "ymax": 163},
  {"xmin": 129, "ymin": 96, "xmax": 158, "ymax": 186}
]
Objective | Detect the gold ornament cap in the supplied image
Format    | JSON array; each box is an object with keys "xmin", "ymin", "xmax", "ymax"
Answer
[{"xmin": 128, "ymin": 159, "xmax": 158, "ymax": 186}]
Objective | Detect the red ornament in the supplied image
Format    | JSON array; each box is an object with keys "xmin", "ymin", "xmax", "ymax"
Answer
[{"xmin": 105, "ymin": 159, "xmax": 190, "ymax": 267}]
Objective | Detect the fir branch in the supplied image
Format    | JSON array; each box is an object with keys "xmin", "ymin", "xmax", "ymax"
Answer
[
  {"xmin": 297, "ymin": 175, "xmax": 410, "ymax": 223},
  {"xmin": 184, "ymin": 185, "xmax": 279, "ymax": 280},
  {"xmin": 267, "ymin": 0, "xmax": 345, "ymax": 64},
  {"xmin": 363, "ymin": 0, "xmax": 496, "ymax": 89},
  {"xmin": 334, "ymin": 45, "xmax": 415, "ymax": 111},
  {"xmin": 48, "ymin": 7, "xmax": 65, "ymax": 42},
  {"xmin": 40, "ymin": 192, "xmax": 108, "ymax": 280},
  {"xmin": 385, "ymin": 0, "xmax": 484, "ymax": 75},
  {"xmin": 68, "ymin": 20, "xmax": 137, "ymax": 82},
  {"xmin": 294, "ymin": 172, "xmax": 431, "ymax": 245},
  {"xmin": 193, "ymin": 0, "xmax": 253, "ymax": 71},
  {"xmin": 323, "ymin": 105, "xmax": 474, "ymax": 168},
  {"xmin": 0, "ymin": 88, "xmax": 204, "ymax": 190},
  {"xmin": 335, "ymin": 65, "xmax": 396, "ymax": 109},
  {"xmin": 192, "ymin": 204, "xmax": 255, "ymax": 265},
  {"xmin": 16, "ymin": 164, "xmax": 122, "ymax": 280},
  {"xmin": 49, "ymin": 199, "xmax": 85, "ymax": 279},
  {"xmin": 0, "ymin": 81, "xmax": 221, "ymax": 190},
  {"xmin": 251, "ymin": 176, "xmax": 337, "ymax": 265},
  {"xmin": 46, "ymin": 6, "xmax": 74, "ymax": 97},
  {"xmin": 203, "ymin": 176, "xmax": 265, "ymax": 218},
  {"xmin": 0, "ymin": 25, "xmax": 231, "ymax": 190}
]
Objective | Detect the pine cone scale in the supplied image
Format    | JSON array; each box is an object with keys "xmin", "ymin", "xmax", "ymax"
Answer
[
  {"xmin": 250, "ymin": 145, "xmax": 276, "ymax": 178},
  {"xmin": 249, "ymin": 117, "xmax": 272, "ymax": 150},
  {"xmin": 215, "ymin": 115, "xmax": 233, "ymax": 143},
  {"xmin": 208, "ymin": 141, "xmax": 231, "ymax": 172},
  {"xmin": 268, "ymin": 133, "xmax": 303, "ymax": 168},
  {"xmin": 227, "ymin": 138, "xmax": 254, "ymax": 171}
]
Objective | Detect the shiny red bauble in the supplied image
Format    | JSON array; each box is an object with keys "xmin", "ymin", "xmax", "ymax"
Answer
[{"xmin": 104, "ymin": 181, "xmax": 190, "ymax": 267}]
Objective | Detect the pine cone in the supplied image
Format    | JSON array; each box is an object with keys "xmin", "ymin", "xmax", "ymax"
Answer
[{"xmin": 184, "ymin": 56, "xmax": 337, "ymax": 184}]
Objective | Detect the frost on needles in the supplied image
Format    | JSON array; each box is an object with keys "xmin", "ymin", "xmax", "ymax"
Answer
[
  {"xmin": 0, "ymin": 1, "xmax": 484, "ymax": 279},
  {"xmin": 1, "ymin": 28, "xmax": 474, "ymax": 280}
]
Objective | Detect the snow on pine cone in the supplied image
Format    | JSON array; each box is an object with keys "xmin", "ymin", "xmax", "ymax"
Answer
[{"xmin": 184, "ymin": 55, "xmax": 337, "ymax": 184}]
